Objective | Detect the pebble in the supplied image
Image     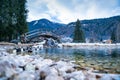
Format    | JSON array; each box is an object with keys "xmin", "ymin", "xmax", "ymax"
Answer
[{"xmin": 0, "ymin": 47, "xmax": 120, "ymax": 80}]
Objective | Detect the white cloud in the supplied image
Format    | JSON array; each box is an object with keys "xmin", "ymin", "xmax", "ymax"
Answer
[{"xmin": 27, "ymin": 0, "xmax": 120, "ymax": 23}]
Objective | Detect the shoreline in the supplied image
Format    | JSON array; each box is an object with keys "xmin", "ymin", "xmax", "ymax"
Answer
[
  {"xmin": 0, "ymin": 45, "xmax": 120, "ymax": 80},
  {"xmin": 61, "ymin": 43, "xmax": 120, "ymax": 49},
  {"xmin": 1, "ymin": 42, "xmax": 120, "ymax": 46}
]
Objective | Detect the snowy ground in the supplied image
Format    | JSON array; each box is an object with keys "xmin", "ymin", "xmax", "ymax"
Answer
[
  {"xmin": 60, "ymin": 43, "xmax": 120, "ymax": 49},
  {"xmin": 0, "ymin": 45, "xmax": 120, "ymax": 80}
]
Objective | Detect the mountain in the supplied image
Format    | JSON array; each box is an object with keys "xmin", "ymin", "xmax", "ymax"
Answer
[
  {"xmin": 54, "ymin": 16, "xmax": 120, "ymax": 41},
  {"xmin": 28, "ymin": 19, "xmax": 66, "ymax": 31},
  {"xmin": 28, "ymin": 15, "xmax": 120, "ymax": 41}
]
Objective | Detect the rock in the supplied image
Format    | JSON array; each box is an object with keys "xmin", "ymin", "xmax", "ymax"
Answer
[
  {"xmin": 116, "ymin": 69, "xmax": 120, "ymax": 73},
  {"xmin": 25, "ymin": 63, "xmax": 35, "ymax": 72},
  {"xmin": 39, "ymin": 65, "xmax": 59, "ymax": 80},
  {"xmin": 18, "ymin": 65, "xmax": 26, "ymax": 71},
  {"xmin": 77, "ymin": 60, "xmax": 85, "ymax": 63},
  {"xmin": 39, "ymin": 66, "xmax": 51, "ymax": 78},
  {"xmin": 45, "ymin": 75, "xmax": 64, "ymax": 80},
  {"xmin": 103, "ymin": 65, "xmax": 111, "ymax": 69},
  {"xmin": 35, "ymin": 66, "xmax": 39, "ymax": 71},
  {"xmin": 40, "ymin": 71, "xmax": 47, "ymax": 80},
  {"xmin": 111, "ymin": 63, "xmax": 117, "ymax": 67},
  {"xmin": 100, "ymin": 75, "xmax": 113, "ymax": 80},
  {"xmin": 0, "ymin": 60, "xmax": 17, "ymax": 78},
  {"xmin": 63, "ymin": 71, "xmax": 85, "ymax": 80},
  {"xmin": 0, "ymin": 52, "xmax": 8, "ymax": 56},
  {"xmin": 96, "ymin": 75, "xmax": 101, "ymax": 79},
  {"xmin": 104, "ymin": 60, "xmax": 109, "ymax": 63},
  {"xmin": 71, "ymin": 71, "xmax": 85, "ymax": 80},
  {"xmin": 73, "ymin": 65, "xmax": 81, "ymax": 70},
  {"xmin": 16, "ymin": 48, "xmax": 22, "ymax": 53},
  {"xmin": 35, "ymin": 59, "xmax": 53, "ymax": 71},
  {"xmin": 5, "ymin": 67, "xmax": 16, "ymax": 78},
  {"xmin": 84, "ymin": 73, "xmax": 96, "ymax": 80},
  {"xmin": 79, "ymin": 63, "xmax": 86, "ymax": 67},
  {"xmin": 66, "ymin": 69, "xmax": 74, "ymax": 73},
  {"xmin": 92, "ymin": 70, "xmax": 100, "ymax": 73},
  {"xmin": 59, "ymin": 66, "xmax": 75, "ymax": 74},
  {"xmin": 97, "ymin": 60, "xmax": 103, "ymax": 63},
  {"xmin": 15, "ymin": 71, "xmax": 35, "ymax": 80},
  {"xmin": 93, "ymin": 65, "xmax": 101, "ymax": 70}
]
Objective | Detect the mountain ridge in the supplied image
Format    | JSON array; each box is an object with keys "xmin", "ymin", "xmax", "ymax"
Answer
[
  {"xmin": 28, "ymin": 18, "xmax": 66, "ymax": 31},
  {"xmin": 28, "ymin": 15, "xmax": 120, "ymax": 41}
]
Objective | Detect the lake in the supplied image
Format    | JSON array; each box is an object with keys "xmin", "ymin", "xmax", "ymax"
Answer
[{"xmin": 32, "ymin": 47, "xmax": 120, "ymax": 74}]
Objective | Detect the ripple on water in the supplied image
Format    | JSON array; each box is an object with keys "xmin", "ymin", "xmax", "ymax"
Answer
[{"xmin": 11, "ymin": 47, "xmax": 120, "ymax": 74}]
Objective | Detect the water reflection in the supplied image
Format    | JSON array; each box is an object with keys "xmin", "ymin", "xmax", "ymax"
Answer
[
  {"xmin": 34, "ymin": 48, "xmax": 120, "ymax": 73},
  {"xmin": 36, "ymin": 48, "xmax": 120, "ymax": 59},
  {"xmin": 111, "ymin": 50, "xmax": 119, "ymax": 58}
]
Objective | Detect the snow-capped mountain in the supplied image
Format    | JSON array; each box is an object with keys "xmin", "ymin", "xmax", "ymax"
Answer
[
  {"xmin": 28, "ymin": 19, "xmax": 66, "ymax": 31},
  {"xmin": 28, "ymin": 15, "xmax": 120, "ymax": 40}
]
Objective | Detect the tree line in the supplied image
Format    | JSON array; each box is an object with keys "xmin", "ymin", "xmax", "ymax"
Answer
[
  {"xmin": 73, "ymin": 19, "xmax": 120, "ymax": 43},
  {"xmin": 0, "ymin": 0, "xmax": 28, "ymax": 41},
  {"xmin": 111, "ymin": 21, "xmax": 120, "ymax": 43}
]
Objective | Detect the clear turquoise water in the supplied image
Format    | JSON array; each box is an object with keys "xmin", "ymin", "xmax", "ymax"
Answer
[
  {"xmin": 36, "ymin": 48, "xmax": 120, "ymax": 59},
  {"xmin": 34, "ymin": 48, "xmax": 120, "ymax": 73}
]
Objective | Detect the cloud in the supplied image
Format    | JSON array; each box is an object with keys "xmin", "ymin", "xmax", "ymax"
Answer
[{"xmin": 27, "ymin": 0, "xmax": 120, "ymax": 23}]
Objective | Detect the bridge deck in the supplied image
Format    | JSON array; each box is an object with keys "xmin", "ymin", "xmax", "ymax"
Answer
[{"xmin": 22, "ymin": 29, "xmax": 60, "ymax": 43}]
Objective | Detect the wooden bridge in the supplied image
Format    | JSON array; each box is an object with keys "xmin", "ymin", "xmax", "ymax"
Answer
[{"xmin": 20, "ymin": 29, "xmax": 60, "ymax": 43}]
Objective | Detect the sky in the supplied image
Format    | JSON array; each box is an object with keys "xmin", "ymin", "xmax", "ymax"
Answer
[{"xmin": 27, "ymin": 0, "xmax": 120, "ymax": 24}]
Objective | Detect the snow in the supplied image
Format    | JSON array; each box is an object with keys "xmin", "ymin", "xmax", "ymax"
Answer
[
  {"xmin": 61, "ymin": 37, "xmax": 73, "ymax": 43},
  {"xmin": 0, "ymin": 45, "xmax": 120, "ymax": 80},
  {"xmin": 61, "ymin": 43, "xmax": 120, "ymax": 49},
  {"xmin": 33, "ymin": 20, "xmax": 38, "ymax": 25}
]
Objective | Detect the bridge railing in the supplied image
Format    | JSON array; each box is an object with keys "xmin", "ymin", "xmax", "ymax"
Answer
[
  {"xmin": 22, "ymin": 29, "xmax": 60, "ymax": 43},
  {"xmin": 25, "ymin": 29, "xmax": 40, "ymax": 35},
  {"xmin": 26, "ymin": 32, "xmax": 41, "ymax": 38}
]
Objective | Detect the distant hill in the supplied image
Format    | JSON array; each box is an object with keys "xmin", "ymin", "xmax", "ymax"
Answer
[
  {"xmin": 28, "ymin": 15, "xmax": 120, "ymax": 41},
  {"xmin": 28, "ymin": 19, "xmax": 65, "ymax": 31}
]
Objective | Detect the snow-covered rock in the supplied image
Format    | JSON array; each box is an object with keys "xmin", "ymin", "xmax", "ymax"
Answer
[
  {"xmin": 0, "ymin": 45, "xmax": 120, "ymax": 80},
  {"xmin": 45, "ymin": 74, "xmax": 64, "ymax": 80},
  {"xmin": 14, "ymin": 71, "xmax": 35, "ymax": 80},
  {"xmin": 32, "ymin": 41, "xmax": 46, "ymax": 52}
]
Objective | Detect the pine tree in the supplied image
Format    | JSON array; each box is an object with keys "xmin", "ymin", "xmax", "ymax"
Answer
[
  {"xmin": 0, "ymin": 0, "xmax": 28, "ymax": 41},
  {"xmin": 0, "ymin": 0, "xmax": 10, "ymax": 41},
  {"xmin": 111, "ymin": 21, "xmax": 120, "ymax": 43},
  {"xmin": 73, "ymin": 19, "xmax": 85, "ymax": 43},
  {"xmin": 116, "ymin": 22, "xmax": 120, "ymax": 43},
  {"xmin": 111, "ymin": 30, "xmax": 116, "ymax": 43},
  {"xmin": 16, "ymin": 0, "xmax": 28, "ymax": 35}
]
